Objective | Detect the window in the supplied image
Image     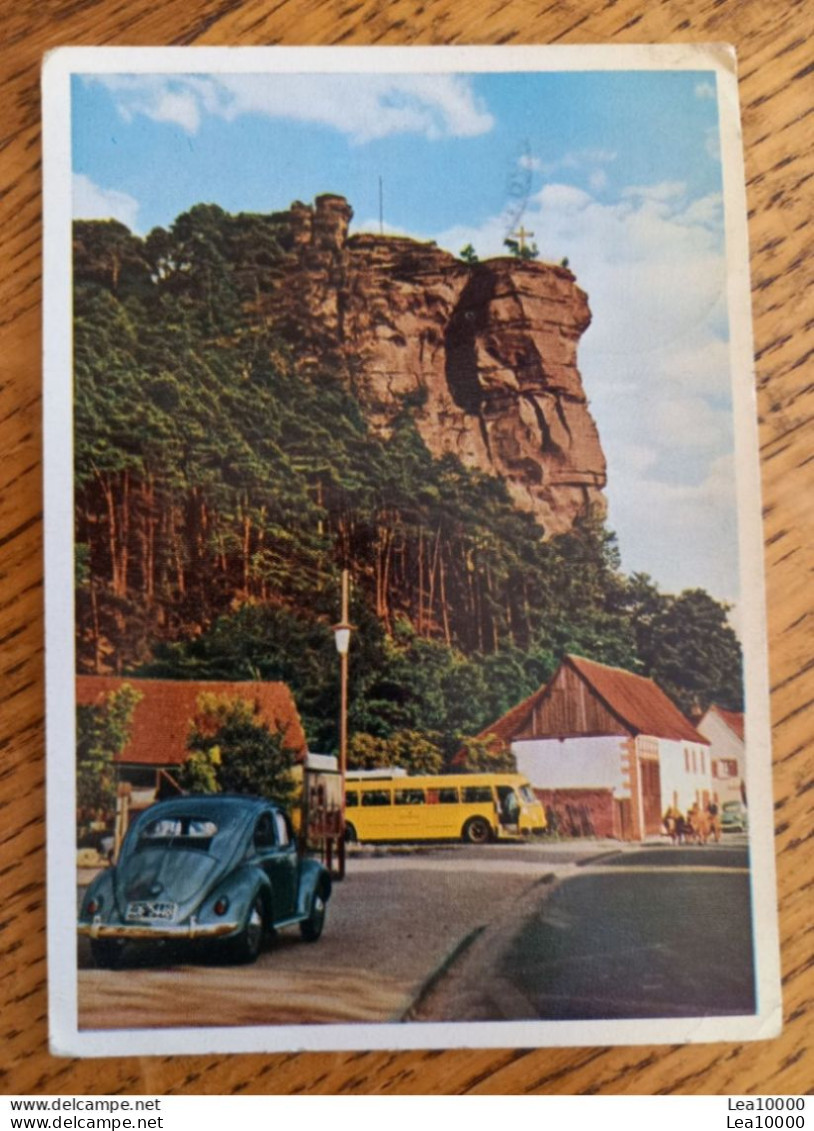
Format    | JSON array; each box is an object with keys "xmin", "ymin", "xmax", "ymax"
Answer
[
  {"xmin": 700, "ymin": 750, "xmax": 705, "ymax": 774},
  {"xmin": 361, "ymin": 789, "xmax": 391, "ymax": 807},
  {"xmin": 138, "ymin": 816, "xmax": 217, "ymax": 851},
  {"xmin": 438, "ymin": 788, "xmax": 459, "ymax": 804},
  {"xmin": 395, "ymin": 788, "xmax": 425, "ymax": 806},
  {"xmin": 716, "ymin": 758, "xmax": 738, "ymax": 778},
  {"xmin": 345, "ymin": 790, "xmax": 359, "ymax": 808},
  {"xmin": 254, "ymin": 812, "xmax": 276, "ymax": 849},
  {"xmin": 462, "ymin": 786, "xmax": 493, "ymax": 804},
  {"xmin": 274, "ymin": 812, "xmax": 289, "ymax": 847}
]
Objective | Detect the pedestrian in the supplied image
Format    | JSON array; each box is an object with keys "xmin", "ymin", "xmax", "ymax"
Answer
[
  {"xmin": 663, "ymin": 803, "xmax": 682, "ymax": 844},
  {"xmin": 687, "ymin": 802, "xmax": 709, "ymax": 845},
  {"xmin": 675, "ymin": 811, "xmax": 690, "ymax": 845},
  {"xmin": 707, "ymin": 799, "xmax": 721, "ymax": 843}
]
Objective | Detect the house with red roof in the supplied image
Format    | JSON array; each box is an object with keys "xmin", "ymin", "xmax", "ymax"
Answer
[
  {"xmin": 697, "ymin": 703, "xmax": 746, "ymax": 806},
  {"xmin": 478, "ymin": 654, "xmax": 712, "ymax": 841},
  {"xmin": 76, "ymin": 677, "xmax": 308, "ymax": 811}
]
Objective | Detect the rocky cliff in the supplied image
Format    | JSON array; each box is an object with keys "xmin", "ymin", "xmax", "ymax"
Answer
[{"xmin": 263, "ymin": 194, "xmax": 606, "ymax": 535}]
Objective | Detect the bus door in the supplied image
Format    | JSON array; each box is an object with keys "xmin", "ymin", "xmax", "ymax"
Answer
[{"xmin": 496, "ymin": 785, "xmax": 521, "ymax": 836}]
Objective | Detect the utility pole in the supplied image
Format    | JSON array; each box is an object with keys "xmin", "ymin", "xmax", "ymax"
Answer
[
  {"xmin": 333, "ymin": 569, "xmax": 352, "ymax": 879},
  {"xmin": 339, "ymin": 568, "xmax": 349, "ymax": 786},
  {"xmin": 379, "ymin": 176, "xmax": 384, "ymax": 235}
]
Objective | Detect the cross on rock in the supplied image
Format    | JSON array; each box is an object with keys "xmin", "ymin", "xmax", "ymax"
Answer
[{"xmin": 510, "ymin": 225, "xmax": 535, "ymax": 251}]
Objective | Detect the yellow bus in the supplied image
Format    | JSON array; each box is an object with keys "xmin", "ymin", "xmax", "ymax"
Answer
[{"xmin": 343, "ymin": 771, "xmax": 546, "ymax": 845}]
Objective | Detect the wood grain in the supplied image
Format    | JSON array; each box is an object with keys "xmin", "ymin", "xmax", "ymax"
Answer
[{"xmin": 1, "ymin": 0, "xmax": 811, "ymax": 1095}]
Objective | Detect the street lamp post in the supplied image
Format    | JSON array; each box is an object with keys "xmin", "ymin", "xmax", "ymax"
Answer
[{"xmin": 333, "ymin": 568, "xmax": 352, "ymax": 880}]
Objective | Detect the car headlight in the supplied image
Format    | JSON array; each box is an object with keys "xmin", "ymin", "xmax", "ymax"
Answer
[{"xmin": 86, "ymin": 895, "xmax": 102, "ymax": 915}]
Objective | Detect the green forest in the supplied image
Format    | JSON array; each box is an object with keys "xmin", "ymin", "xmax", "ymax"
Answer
[{"xmin": 73, "ymin": 206, "xmax": 744, "ymax": 758}]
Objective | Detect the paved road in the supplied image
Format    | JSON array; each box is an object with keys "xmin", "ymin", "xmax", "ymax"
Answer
[
  {"xmin": 412, "ymin": 844, "xmax": 754, "ymax": 1021},
  {"xmin": 77, "ymin": 839, "xmax": 753, "ymax": 1030},
  {"xmin": 77, "ymin": 852, "xmax": 545, "ymax": 1030}
]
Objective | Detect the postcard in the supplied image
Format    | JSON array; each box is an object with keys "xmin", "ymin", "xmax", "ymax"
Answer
[{"xmin": 43, "ymin": 44, "xmax": 781, "ymax": 1056}]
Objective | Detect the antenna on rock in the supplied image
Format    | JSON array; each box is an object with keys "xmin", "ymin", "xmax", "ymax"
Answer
[{"xmin": 379, "ymin": 176, "xmax": 384, "ymax": 235}]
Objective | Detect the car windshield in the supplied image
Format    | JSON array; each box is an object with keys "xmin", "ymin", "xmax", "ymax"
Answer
[
  {"xmin": 136, "ymin": 815, "xmax": 219, "ymax": 851},
  {"xmin": 722, "ymin": 802, "xmax": 742, "ymax": 812},
  {"xmin": 519, "ymin": 786, "xmax": 536, "ymax": 804}
]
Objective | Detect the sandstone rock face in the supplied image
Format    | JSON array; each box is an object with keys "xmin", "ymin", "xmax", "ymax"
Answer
[{"xmin": 263, "ymin": 195, "xmax": 607, "ymax": 535}]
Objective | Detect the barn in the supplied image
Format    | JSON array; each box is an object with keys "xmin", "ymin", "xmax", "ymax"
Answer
[{"xmin": 480, "ymin": 654, "xmax": 713, "ymax": 841}]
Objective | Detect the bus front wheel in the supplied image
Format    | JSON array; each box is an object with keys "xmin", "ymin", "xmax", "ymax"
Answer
[
  {"xmin": 344, "ymin": 822, "xmax": 358, "ymax": 844},
  {"xmin": 462, "ymin": 817, "xmax": 492, "ymax": 845}
]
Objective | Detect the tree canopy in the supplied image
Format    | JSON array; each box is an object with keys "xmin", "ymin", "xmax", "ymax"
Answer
[
  {"xmin": 177, "ymin": 693, "xmax": 298, "ymax": 806},
  {"xmin": 76, "ymin": 683, "xmax": 142, "ymax": 821}
]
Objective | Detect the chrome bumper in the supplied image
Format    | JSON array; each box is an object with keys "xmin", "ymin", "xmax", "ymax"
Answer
[{"xmin": 78, "ymin": 919, "xmax": 239, "ymax": 941}]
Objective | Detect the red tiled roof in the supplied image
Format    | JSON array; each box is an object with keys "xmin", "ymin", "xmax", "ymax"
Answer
[
  {"xmin": 75, "ymin": 677, "xmax": 308, "ymax": 766},
  {"xmin": 475, "ymin": 684, "xmax": 548, "ymax": 749},
  {"xmin": 477, "ymin": 655, "xmax": 707, "ymax": 747},
  {"xmin": 565, "ymin": 655, "xmax": 708, "ymax": 743}
]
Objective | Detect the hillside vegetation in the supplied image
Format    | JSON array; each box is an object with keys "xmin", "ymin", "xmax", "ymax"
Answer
[{"xmin": 73, "ymin": 207, "xmax": 743, "ymax": 754}]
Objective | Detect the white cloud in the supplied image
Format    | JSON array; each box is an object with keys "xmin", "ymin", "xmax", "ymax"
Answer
[
  {"xmin": 651, "ymin": 396, "xmax": 732, "ymax": 450},
  {"xmin": 695, "ymin": 80, "xmax": 716, "ymax": 100},
  {"xmin": 675, "ymin": 192, "xmax": 723, "ymax": 230},
  {"xmin": 589, "ymin": 169, "xmax": 608, "ymax": 193},
  {"xmin": 518, "ymin": 154, "xmax": 542, "ymax": 171},
  {"xmin": 621, "ymin": 180, "xmax": 686, "ymax": 202},
  {"xmin": 606, "ymin": 453, "xmax": 739, "ymax": 603},
  {"xmin": 705, "ymin": 126, "xmax": 721, "ymax": 163},
  {"xmin": 614, "ymin": 442, "xmax": 660, "ymax": 475},
  {"xmin": 90, "ymin": 73, "xmax": 494, "ymax": 143},
  {"xmin": 540, "ymin": 148, "xmax": 617, "ymax": 175},
  {"xmin": 72, "ymin": 173, "xmax": 141, "ymax": 231}
]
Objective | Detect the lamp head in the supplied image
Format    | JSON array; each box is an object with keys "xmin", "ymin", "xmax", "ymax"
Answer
[{"xmin": 334, "ymin": 624, "xmax": 352, "ymax": 656}]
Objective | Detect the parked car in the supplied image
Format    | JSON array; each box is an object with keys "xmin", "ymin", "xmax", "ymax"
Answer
[
  {"xmin": 78, "ymin": 795, "xmax": 331, "ymax": 968},
  {"xmin": 720, "ymin": 799, "xmax": 748, "ymax": 833}
]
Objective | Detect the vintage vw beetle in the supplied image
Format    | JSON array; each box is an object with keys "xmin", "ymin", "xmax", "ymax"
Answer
[{"xmin": 78, "ymin": 794, "xmax": 331, "ymax": 968}]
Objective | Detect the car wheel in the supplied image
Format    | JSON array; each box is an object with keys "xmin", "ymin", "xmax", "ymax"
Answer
[
  {"xmin": 90, "ymin": 938, "xmax": 126, "ymax": 970},
  {"xmin": 463, "ymin": 817, "xmax": 492, "ymax": 844},
  {"xmin": 344, "ymin": 822, "xmax": 358, "ymax": 844},
  {"xmin": 228, "ymin": 894, "xmax": 266, "ymax": 964},
  {"xmin": 299, "ymin": 888, "xmax": 327, "ymax": 943}
]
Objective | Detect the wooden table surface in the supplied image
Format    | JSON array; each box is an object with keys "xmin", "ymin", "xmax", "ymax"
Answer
[{"xmin": 1, "ymin": 0, "xmax": 811, "ymax": 1096}]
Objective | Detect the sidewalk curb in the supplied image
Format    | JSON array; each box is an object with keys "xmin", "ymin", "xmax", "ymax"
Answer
[{"xmin": 398, "ymin": 925, "xmax": 485, "ymax": 1022}]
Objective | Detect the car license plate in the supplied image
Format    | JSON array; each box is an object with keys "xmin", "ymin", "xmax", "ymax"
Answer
[{"xmin": 126, "ymin": 901, "xmax": 177, "ymax": 922}]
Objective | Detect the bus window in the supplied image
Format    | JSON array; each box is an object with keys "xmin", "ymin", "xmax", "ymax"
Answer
[
  {"xmin": 395, "ymin": 788, "xmax": 425, "ymax": 806},
  {"xmin": 361, "ymin": 789, "xmax": 391, "ymax": 807},
  {"xmin": 438, "ymin": 788, "xmax": 459, "ymax": 804},
  {"xmin": 346, "ymin": 790, "xmax": 359, "ymax": 808},
  {"xmin": 462, "ymin": 786, "xmax": 493, "ymax": 804}
]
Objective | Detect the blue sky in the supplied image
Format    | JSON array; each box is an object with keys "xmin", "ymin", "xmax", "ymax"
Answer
[{"xmin": 72, "ymin": 69, "xmax": 738, "ymax": 612}]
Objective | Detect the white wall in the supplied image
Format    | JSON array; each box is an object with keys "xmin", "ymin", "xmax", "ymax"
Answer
[
  {"xmin": 657, "ymin": 738, "xmax": 714, "ymax": 814},
  {"xmin": 513, "ymin": 735, "xmax": 630, "ymax": 795},
  {"xmin": 698, "ymin": 710, "xmax": 745, "ymax": 804}
]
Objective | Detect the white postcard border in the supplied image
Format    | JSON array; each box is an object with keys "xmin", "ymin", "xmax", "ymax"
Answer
[{"xmin": 43, "ymin": 43, "xmax": 782, "ymax": 1058}]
